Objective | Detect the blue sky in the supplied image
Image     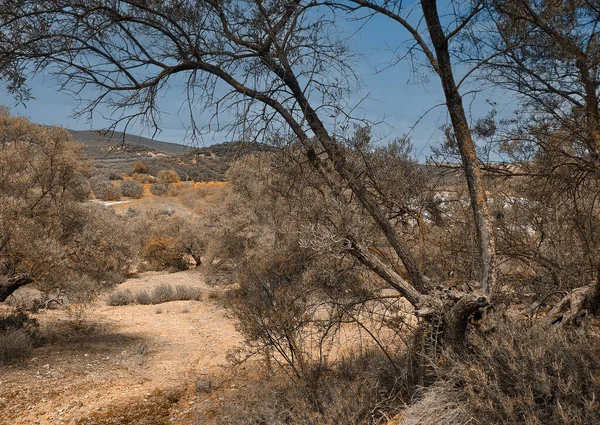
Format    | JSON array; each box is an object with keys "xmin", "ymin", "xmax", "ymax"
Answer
[{"xmin": 0, "ymin": 6, "xmax": 505, "ymax": 157}]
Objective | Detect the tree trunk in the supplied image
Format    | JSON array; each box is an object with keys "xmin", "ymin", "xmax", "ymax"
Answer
[
  {"xmin": 421, "ymin": 0, "xmax": 497, "ymax": 294},
  {"xmin": 443, "ymin": 293, "xmax": 489, "ymax": 347},
  {"xmin": 544, "ymin": 274, "xmax": 600, "ymax": 326},
  {"xmin": 0, "ymin": 274, "xmax": 33, "ymax": 302}
]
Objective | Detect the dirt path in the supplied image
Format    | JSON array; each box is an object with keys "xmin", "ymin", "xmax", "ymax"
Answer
[{"xmin": 0, "ymin": 270, "xmax": 240, "ymax": 425}]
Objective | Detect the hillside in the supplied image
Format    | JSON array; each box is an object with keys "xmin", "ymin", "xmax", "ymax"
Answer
[
  {"xmin": 70, "ymin": 130, "xmax": 229, "ymax": 182},
  {"xmin": 71, "ymin": 131, "xmax": 278, "ymax": 182},
  {"xmin": 70, "ymin": 130, "xmax": 190, "ymax": 157}
]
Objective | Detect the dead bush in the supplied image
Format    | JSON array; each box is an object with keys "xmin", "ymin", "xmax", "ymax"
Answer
[{"xmin": 107, "ymin": 289, "xmax": 135, "ymax": 306}]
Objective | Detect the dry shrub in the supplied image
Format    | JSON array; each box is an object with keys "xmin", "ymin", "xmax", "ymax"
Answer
[
  {"xmin": 168, "ymin": 184, "xmax": 181, "ymax": 197},
  {"xmin": 132, "ymin": 161, "xmax": 149, "ymax": 174},
  {"xmin": 0, "ymin": 310, "xmax": 38, "ymax": 364},
  {"xmin": 142, "ymin": 236, "xmax": 186, "ymax": 270},
  {"xmin": 150, "ymin": 183, "xmax": 169, "ymax": 196},
  {"xmin": 174, "ymin": 284, "xmax": 202, "ymax": 301},
  {"xmin": 151, "ymin": 283, "xmax": 175, "ymax": 304},
  {"xmin": 395, "ymin": 382, "xmax": 472, "ymax": 425},
  {"xmin": 91, "ymin": 179, "xmax": 121, "ymax": 201},
  {"xmin": 157, "ymin": 169, "xmax": 180, "ymax": 186},
  {"xmin": 132, "ymin": 172, "xmax": 154, "ymax": 183},
  {"xmin": 108, "ymin": 172, "xmax": 123, "ymax": 181},
  {"xmin": 0, "ymin": 329, "xmax": 33, "ymax": 364},
  {"xmin": 202, "ymin": 349, "xmax": 410, "ymax": 425},
  {"xmin": 450, "ymin": 320, "xmax": 600, "ymax": 425},
  {"xmin": 107, "ymin": 289, "xmax": 135, "ymax": 306},
  {"xmin": 120, "ymin": 179, "xmax": 143, "ymax": 199},
  {"xmin": 136, "ymin": 290, "xmax": 153, "ymax": 305},
  {"xmin": 73, "ymin": 387, "xmax": 174, "ymax": 425}
]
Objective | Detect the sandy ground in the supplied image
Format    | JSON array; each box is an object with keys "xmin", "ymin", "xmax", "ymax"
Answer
[{"xmin": 0, "ymin": 270, "xmax": 240, "ymax": 425}]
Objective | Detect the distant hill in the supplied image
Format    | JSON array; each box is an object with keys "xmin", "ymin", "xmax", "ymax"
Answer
[
  {"xmin": 69, "ymin": 130, "xmax": 190, "ymax": 157},
  {"xmin": 70, "ymin": 130, "xmax": 278, "ymax": 182},
  {"xmin": 191, "ymin": 141, "xmax": 278, "ymax": 159}
]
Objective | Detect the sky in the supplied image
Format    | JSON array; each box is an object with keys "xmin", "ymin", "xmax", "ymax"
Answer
[{"xmin": 0, "ymin": 6, "xmax": 508, "ymax": 158}]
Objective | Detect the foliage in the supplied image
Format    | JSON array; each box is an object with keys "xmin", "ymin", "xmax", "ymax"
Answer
[
  {"xmin": 107, "ymin": 284, "xmax": 202, "ymax": 306},
  {"xmin": 107, "ymin": 289, "xmax": 135, "ymax": 306},
  {"xmin": 132, "ymin": 173, "xmax": 154, "ymax": 184}
]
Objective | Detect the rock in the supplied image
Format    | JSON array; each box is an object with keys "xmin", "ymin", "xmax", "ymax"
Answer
[
  {"xmin": 5, "ymin": 285, "xmax": 44, "ymax": 310},
  {"xmin": 180, "ymin": 253, "xmax": 197, "ymax": 269}
]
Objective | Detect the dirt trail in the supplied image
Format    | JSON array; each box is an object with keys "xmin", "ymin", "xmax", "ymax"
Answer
[{"xmin": 0, "ymin": 270, "xmax": 240, "ymax": 425}]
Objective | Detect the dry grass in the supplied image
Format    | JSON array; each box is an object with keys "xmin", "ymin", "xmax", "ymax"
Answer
[
  {"xmin": 394, "ymin": 382, "xmax": 472, "ymax": 425},
  {"xmin": 107, "ymin": 284, "xmax": 203, "ymax": 306}
]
